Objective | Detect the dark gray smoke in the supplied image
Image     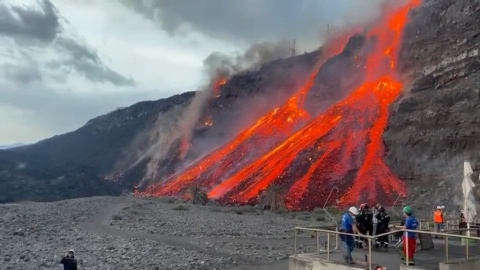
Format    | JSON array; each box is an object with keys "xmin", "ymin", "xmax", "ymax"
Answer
[
  {"xmin": 120, "ymin": 0, "xmax": 388, "ymax": 52},
  {"xmin": 203, "ymin": 40, "xmax": 291, "ymax": 80},
  {"xmin": 203, "ymin": 40, "xmax": 292, "ymax": 79}
]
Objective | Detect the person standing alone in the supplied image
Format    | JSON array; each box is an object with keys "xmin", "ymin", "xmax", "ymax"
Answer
[
  {"xmin": 60, "ymin": 249, "xmax": 78, "ymax": 270},
  {"xmin": 433, "ymin": 206, "xmax": 444, "ymax": 237}
]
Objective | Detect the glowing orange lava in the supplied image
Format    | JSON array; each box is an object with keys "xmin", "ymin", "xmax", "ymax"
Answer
[
  {"xmin": 143, "ymin": 33, "xmax": 351, "ymax": 197},
  {"xmin": 142, "ymin": 0, "xmax": 420, "ymax": 209}
]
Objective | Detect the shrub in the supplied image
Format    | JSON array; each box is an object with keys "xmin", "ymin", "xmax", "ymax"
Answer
[
  {"xmin": 171, "ymin": 204, "xmax": 189, "ymax": 211},
  {"xmin": 186, "ymin": 185, "xmax": 208, "ymax": 205},
  {"xmin": 111, "ymin": 215, "xmax": 123, "ymax": 221},
  {"xmin": 297, "ymin": 214, "xmax": 312, "ymax": 221}
]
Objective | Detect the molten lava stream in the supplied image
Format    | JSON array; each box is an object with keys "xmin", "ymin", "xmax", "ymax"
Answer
[
  {"xmin": 214, "ymin": 78, "xmax": 401, "ymax": 208},
  {"xmin": 145, "ymin": 0, "xmax": 420, "ymax": 209},
  {"xmin": 210, "ymin": 0, "xmax": 420, "ymax": 208},
  {"xmin": 143, "ymin": 32, "xmax": 353, "ymax": 197}
]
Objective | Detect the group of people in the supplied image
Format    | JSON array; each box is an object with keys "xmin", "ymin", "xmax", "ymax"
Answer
[
  {"xmin": 353, "ymin": 203, "xmax": 391, "ymax": 249},
  {"xmin": 339, "ymin": 203, "xmax": 417, "ymax": 265}
]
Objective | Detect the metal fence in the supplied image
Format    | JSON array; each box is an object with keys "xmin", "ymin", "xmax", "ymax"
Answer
[{"xmin": 293, "ymin": 226, "xmax": 480, "ymax": 270}]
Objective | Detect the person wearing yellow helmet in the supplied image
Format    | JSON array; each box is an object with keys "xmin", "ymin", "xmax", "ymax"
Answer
[{"xmin": 391, "ymin": 206, "xmax": 418, "ymax": 265}]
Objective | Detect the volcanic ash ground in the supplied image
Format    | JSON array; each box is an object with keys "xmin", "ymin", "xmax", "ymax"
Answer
[{"xmin": 0, "ymin": 196, "xmax": 330, "ymax": 270}]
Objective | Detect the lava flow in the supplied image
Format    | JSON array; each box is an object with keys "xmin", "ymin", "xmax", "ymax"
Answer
[
  {"xmin": 143, "ymin": 0, "xmax": 420, "ymax": 209},
  {"xmin": 143, "ymin": 33, "xmax": 351, "ymax": 196}
]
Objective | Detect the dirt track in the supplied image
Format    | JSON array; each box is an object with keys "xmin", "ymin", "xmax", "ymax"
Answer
[
  {"xmin": 79, "ymin": 196, "xmax": 293, "ymax": 269},
  {"xmin": 0, "ymin": 196, "xmax": 325, "ymax": 269}
]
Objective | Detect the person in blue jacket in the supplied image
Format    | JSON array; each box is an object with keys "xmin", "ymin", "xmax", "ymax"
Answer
[
  {"xmin": 339, "ymin": 206, "xmax": 363, "ymax": 264},
  {"xmin": 391, "ymin": 206, "xmax": 418, "ymax": 265}
]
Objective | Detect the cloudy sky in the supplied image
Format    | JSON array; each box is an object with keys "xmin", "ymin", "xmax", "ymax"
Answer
[{"xmin": 0, "ymin": 0, "xmax": 386, "ymax": 145}]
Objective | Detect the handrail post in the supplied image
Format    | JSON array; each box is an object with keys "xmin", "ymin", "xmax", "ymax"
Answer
[
  {"xmin": 466, "ymin": 236, "xmax": 469, "ymax": 259},
  {"xmin": 327, "ymin": 232, "xmax": 331, "ymax": 261},
  {"xmin": 294, "ymin": 229, "xmax": 297, "ymax": 255},
  {"xmin": 368, "ymin": 236, "xmax": 372, "ymax": 270},
  {"xmin": 405, "ymin": 229, "xmax": 409, "ymax": 266},
  {"xmin": 445, "ymin": 235, "xmax": 449, "ymax": 263},
  {"xmin": 335, "ymin": 227, "xmax": 339, "ymax": 250},
  {"xmin": 316, "ymin": 231, "xmax": 319, "ymax": 252}
]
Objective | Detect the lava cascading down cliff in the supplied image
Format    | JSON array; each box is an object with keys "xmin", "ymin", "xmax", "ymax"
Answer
[{"xmin": 142, "ymin": 0, "xmax": 421, "ymax": 210}]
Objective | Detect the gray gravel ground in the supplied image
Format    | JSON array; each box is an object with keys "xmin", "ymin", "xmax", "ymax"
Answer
[{"xmin": 0, "ymin": 196, "xmax": 328, "ymax": 270}]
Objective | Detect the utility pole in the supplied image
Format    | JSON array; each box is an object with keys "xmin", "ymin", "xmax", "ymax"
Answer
[{"xmin": 291, "ymin": 39, "xmax": 296, "ymax": 57}]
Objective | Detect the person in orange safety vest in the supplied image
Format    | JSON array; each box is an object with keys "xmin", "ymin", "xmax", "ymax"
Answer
[{"xmin": 433, "ymin": 206, "xmax": 444, "ymax": 237}]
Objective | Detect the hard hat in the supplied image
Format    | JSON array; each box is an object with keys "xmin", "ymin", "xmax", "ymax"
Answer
[
  {"xmin": 68, "ymin": 249, "xmax": 74, "ymax": 254},
  {"xmin": 403, "ymin": 206, "xmax": 412, "ymax": 214},
  {"xmin": 349, "ymin": 206, "xmax": 359, "ymax": 215},
  {"xmin": 436, "ymin": 206, "xmax": 441, "ymax": 209}
]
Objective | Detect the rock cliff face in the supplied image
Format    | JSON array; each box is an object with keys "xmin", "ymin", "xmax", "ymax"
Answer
[
  {"xmin": 1, "ymin": 0, "xmax": 479, "ymax": 208},
  {"xmin": 385, "ymin": 0, "xmax": 480, "ymax": 207}
]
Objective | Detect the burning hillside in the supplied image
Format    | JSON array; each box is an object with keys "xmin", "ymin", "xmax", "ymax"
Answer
[
  {"xmin": 140, "ymin": 0, "xmax": 421, "ymax": 210},
  {"xmin": 1, "ymin": 0, "xmax": 478, "ymax": 208}
]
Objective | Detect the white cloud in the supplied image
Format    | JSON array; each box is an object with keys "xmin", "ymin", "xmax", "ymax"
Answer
[
  {"xmin": 51, "ymin": 0, "xmax": 240, "ymax": 89},
  {"xmin": 0, "ymin": 0, "xmax": 241, "ymax": 145}
]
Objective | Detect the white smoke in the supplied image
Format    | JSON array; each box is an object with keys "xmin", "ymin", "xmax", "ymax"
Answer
[{"xmin": 122, "ymin": 40, "xmax": 294, "ymax": 186}]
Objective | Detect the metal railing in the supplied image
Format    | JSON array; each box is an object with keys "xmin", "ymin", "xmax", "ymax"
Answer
[
  {"xmin": 415, "ymin": 218, "xmax": 480, "ymax": 231},
  {"xmin": 293, "ymin": 226, "xmax": 480, "ymax": 270}
]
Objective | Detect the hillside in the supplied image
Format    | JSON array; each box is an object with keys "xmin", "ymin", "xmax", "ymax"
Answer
[
  {"xmin": 0, "ymin": 51, "xmax": 319, "ymax": 202},
  {"xmin": 1, "ymin": 0, "xmax": 479, "ymax": 208},
  {"xmin": 386, "ymin": 0, "xmax": 480, "ymax": 205}
]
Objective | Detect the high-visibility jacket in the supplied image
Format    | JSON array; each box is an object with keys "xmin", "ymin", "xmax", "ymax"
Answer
[{"xmin": 434, "ymin": 210, "xmax": 443, "ymax": 223}]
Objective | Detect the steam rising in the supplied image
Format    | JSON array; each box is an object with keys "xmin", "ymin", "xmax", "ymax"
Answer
[
  {"xmin": 203, "ymin": 40, "xmax": 292, "ymax": 78},
  {"xmin": 117, "ymin": 40, "xmax": 293, "ymax": 186}
]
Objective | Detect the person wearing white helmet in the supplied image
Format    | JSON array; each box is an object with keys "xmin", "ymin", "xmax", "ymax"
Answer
[
  {"xmin": 60, "ymin": 249, "xmax": 78, "ymax": 270},
  {"xmin": 339, "ymin": 206, "xmax": 363, "ymax": 264}
]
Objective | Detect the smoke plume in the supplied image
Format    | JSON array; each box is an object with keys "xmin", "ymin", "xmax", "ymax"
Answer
[{"xmin": 114, "ymin": 40, "xmax": 293, "ymax": 186}]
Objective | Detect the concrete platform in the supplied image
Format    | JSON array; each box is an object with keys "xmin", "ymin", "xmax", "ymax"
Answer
[{"xmin": 291, "ymin": 237, "xmax": 480, "ymax": 270}]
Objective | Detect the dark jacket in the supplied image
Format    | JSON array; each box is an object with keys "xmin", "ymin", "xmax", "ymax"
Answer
[
  {"xmin": 356, "ymin": 209, "xmax": 374, "ymax": 228},
  {"xmin": 375, "ymin": 211, "xmax": 390, "ymax": 231},
  {"xmin": 61, "ymin": 256, "xmax": 78, "ymax": 270}
]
